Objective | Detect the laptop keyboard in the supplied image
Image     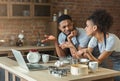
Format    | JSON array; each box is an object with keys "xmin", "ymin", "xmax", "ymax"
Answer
[{"xmin": 27, "ymin": 63, "xmax": 48, "ymax": 70}]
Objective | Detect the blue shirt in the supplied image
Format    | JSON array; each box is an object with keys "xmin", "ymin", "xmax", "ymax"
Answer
[{"xmin": 58, "ymin": 28, "xmax": 91, "ymax": 48}]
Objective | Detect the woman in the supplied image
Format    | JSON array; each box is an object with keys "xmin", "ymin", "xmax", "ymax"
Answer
[{"xmin": 83, "ymin": 9, "xmax": 120, "ymax": 81}]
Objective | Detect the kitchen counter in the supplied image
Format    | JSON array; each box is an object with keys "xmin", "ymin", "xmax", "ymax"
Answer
[
  {"xmin": 0, "ymin": 45, "xmax": 55, "ymax": 52},
  {"xmin": 0, "ymin": 45, "xmax": 55, "ymax": 56},
  {"xmin": 0, "ymin": 57, "xmax": 120, "ymax": 81}
]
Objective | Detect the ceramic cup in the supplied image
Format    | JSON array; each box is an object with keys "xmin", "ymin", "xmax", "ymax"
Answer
[
  {"xmin": 71, "ymin": 64, "xmax": 88, "ymax": 75},
  {"xmin": 42, "ymin": 54, "xmax": 49, "ymax": 63},
  {"xmin": 88, "ymin": 61, "xmax": 98, "ymax": 73}
]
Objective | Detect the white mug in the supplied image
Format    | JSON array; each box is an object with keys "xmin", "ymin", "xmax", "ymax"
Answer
[
  {"xmin": 88, "ymin": 61, "xmax": 98, "ymax": 73},
  {"xmin": 71, "ymin": 64, "xmax": 88, "ymax": 75},
  {"xmin": 42, "ymin": 54, "xmax": 49, "ymax": 63}
]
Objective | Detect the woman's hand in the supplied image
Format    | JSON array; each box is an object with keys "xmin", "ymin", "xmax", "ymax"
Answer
[
  {"xmin": 72, "ymin": 49, "xmax": 89, "ymax": 59},
  {"xmin": 71, "ymin": 50, "xmax": 84, "ymax": 59},
  {"xmin": 41, "ymin": 35, "xmax": 56, "ymax": 43}
]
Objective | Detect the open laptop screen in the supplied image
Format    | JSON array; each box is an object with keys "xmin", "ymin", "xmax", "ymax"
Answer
[{"xmin": 11, "ymin": 49, "xmax": 29, "ymax": 71}]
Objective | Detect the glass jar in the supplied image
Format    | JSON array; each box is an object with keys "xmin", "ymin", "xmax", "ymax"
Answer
[{"xmin": 53, "ymin": 14, "xmax": 57, "ymax": 22}]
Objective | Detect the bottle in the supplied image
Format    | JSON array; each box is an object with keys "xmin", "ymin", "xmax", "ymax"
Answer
[
  {"xmin": 16, "ymin": 30, "xmax": 24, "ymax": 46},
  {"xmin": 18, "ymin": 30, "xmax": 24, "ymax": 40},
  {"xmin": 64, "ymin": 9, "xmax": 68, "ymax": 15},
  {"xmin": 36, "ymin": 32, "xmax": 41, "ymax": 46},
  {"xmin": 53, "ymin": 14, "xmax": 57, "ymax": 22},
  {"xmin": 58, "ymin": 11, "xmax": 62, "ymax": 17}
]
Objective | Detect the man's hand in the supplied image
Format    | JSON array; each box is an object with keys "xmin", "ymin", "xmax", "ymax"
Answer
[
  {"xmin": 41, "ymin": 35, "xmax": 56, "ymax": 43},
  {"xmin": 59, "ymin": 42, "xmax": 73, "ymax": 49}
]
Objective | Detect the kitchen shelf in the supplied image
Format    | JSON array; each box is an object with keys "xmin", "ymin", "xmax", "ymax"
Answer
[
  {"xmin": 0, "ymin": 0, "xmax": 52, "ymax": 19},
  {"xmin": 34, "ymin": 5, "xmax": 50, "ymax": 16},
  {"xmin": 0, "ymin": 3, "xmax": 9, "ymax": 18}
]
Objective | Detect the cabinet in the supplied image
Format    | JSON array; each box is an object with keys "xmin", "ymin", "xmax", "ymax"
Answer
[
  {"xmin": 0, "ymin": 2, "xmax": 9, "ymax": 18},
  {"xmin": 0, "ymin": 67, "xmax": 25, "ymax": 81},
  {"xmin": 0, "ymin": 0, "xmax": 51, "ymax": 19}
]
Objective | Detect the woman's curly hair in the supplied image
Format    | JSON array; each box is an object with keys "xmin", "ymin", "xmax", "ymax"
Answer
[{"xmin": 87, "ymin": 9, "xmax": 113, "ymax": 33}]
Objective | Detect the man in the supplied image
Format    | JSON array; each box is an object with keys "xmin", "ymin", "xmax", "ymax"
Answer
[{"xmin": 42, "ymin": 15, "xmax": 91, "ymax": 58}]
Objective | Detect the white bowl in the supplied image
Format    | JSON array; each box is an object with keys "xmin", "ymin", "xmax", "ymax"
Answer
[{"xmin": 79, "ymin": 58, "xmax": 89, "ymax": 64}]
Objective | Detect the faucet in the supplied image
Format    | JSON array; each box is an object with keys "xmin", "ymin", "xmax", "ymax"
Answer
[{"xmin": 36, "ymin": 32, "xmax": 41, "ymax": 46}]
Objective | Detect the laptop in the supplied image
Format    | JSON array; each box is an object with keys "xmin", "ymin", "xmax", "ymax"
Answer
[{"xmin": 11, "ymin": 49, "xmax": 48, "ymax": 71}]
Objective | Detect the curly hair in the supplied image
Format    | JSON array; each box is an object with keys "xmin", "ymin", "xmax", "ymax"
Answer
[{"xmin": 87, "ymin": 9, "xmax": 113, "ymax": 33}]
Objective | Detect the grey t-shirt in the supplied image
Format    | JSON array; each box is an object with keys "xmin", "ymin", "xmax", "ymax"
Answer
[
  {"xmin": 88, "ymin": 33, "xmax": 120, "ymax": 53},
  {"xmin": 88, "ymin": 33, "xmax": 120, "ymax": 63},
  {"xmin": 58, "ymin": 28, "xmax": 91, "ymax": 48}
]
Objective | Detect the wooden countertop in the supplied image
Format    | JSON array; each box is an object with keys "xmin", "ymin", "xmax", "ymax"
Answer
[
  {"xmin": 0, "ymin": 46, "xmax": 55, "ymax": 52},
  {"xmin": 0, "ymin": 57, "xmax": 120, "ymax": 81}
]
